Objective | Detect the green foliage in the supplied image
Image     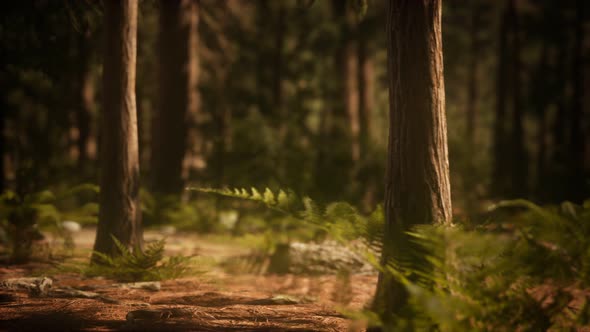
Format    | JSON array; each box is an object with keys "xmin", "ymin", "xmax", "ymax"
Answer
[
  {"xmin": 62, "ymin": 237, "xmax": 196, "ymax": 282},
  {"xmin": 0, "ymin": 184, "xmax": 99, "ymax": 262},
  {"xmin": 198, "ymin": 188, "xmax": 589, "ymax": 330},
  {"xmin": 0, "ymin": 184, "xmax": 99, "ymax": 229},
  {"xmin": 141, "ymin": 190, "xmax": 223, "ymax": 233},
  {"xmin": 191, "ymin": 187, "xmax": 383, "ymax": 247},
  {"xmin": 373, "ymin": 199, "xmax": 590, "ymax": 331}
]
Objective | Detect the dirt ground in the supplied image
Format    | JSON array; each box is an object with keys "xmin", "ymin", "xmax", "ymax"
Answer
[{"xmin": 0, "ymin": 229, "xmax": 377, "ymax": 332}]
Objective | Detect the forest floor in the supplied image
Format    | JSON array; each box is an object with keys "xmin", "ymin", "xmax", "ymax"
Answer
[{"xmin": 0, "ymin": 229, "xmax": 377, "ymax": 331}]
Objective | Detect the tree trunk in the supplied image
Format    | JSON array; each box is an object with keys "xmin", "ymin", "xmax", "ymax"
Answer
[
  {"xmin": 358, "ymin": 34, "xmax": 374, "ymax": 159},
  {"xmin": 77, "ymin": 27, "xmax": 94, "ymax": 172},
  {"xmin": 357, "ymin": 20, "xmax": 376, "ymax": 210},
  {"xmin": 256, "ymin": 0, "xmax": 270, "ymax": 116},
  {"xmin": 569, "ymin": 0, "xmax": 586, "ymax": 203},
  {"xmin": 373, "ymin": 0, "xmax": 451, "ymax": 319},
  {"xmin": 534, "ymin": 41, "xmax": 549, "ymax": 202},
  {"xmin": 0, "ymin": 102, "xmax": 4, "ymax": 192},
  {"xmin": 342, "ymin": 6, "xmax": 360, "ymax": 163},
  {"xmin": 466, "ymin": 4, "xmax": 479, "ymax": 145},
  {"xmin": 508, "ymin": 0, "xmax": 528, "ymax": 198},
  {"xmin": 345, "ymin": 37, "xmax": 360, "ymax": 163},
  {"xmin": 537, "ymin": 109, "xmax": 548, "ymax": 201},
  {"xmin": 151, "ymin": 0, "xmax": 200, "ymax": 196},
  {"xmin": 92, "ymin": 0, "xmax": 142, "ymax": 259},
  {"xmin": 332, "ymin": 0, "xmax": 360, "ymax": 163},
  {"xmin": 492, "ymin": 0, "xmax": 511, "ymax": 197},
  {"xmin": 273, "ymin": 3, "xmax": 285, "ymax": 118}
]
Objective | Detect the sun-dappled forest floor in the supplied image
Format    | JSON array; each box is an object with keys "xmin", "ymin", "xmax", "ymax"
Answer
[{"xmin": 0, "ymin": 229, "xmax": 377, "ymax": 331}]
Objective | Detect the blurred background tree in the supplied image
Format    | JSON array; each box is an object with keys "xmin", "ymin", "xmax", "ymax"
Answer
[{"xmin": 0, "ymin": 0, "xmax": 588, "ymax": 224}]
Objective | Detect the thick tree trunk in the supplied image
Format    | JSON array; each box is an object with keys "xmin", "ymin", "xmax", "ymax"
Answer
[
  {"xmin": 152, "ymin": 0, "xmax": 199, "ymax": 195},
  {"xmin": 92, "ymin": 0, "xmax": 142, "ymax": 259},
  {"xmin": 373, "ymin": 0, "xmax": 451, "ymax": 318}
]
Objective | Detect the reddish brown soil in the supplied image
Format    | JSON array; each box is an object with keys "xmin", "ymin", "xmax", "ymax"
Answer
[{"xmin": 0, "ymin": 230, "xmax": 377, "ymax": 332}]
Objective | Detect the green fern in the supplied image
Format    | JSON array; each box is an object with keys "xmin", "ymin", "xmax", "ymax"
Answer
[
  {"xmin": 66, "ymin": 237, "xmax": 195, "ymax": 282},
  {"xmin": 190, "ymin": 186, "xmax": 385, "ymax": 249},
  {"xmin": 194, "ymin": 187, "xmax": 590, "ymax": 329},
  {"xmin": 374, "ymin": 199, "xmax": 590, "ymax": 331}
]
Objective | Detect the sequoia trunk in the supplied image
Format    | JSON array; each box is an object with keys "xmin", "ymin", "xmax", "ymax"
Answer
[
  {"xmin": 92, "ymin": 0, "xmax": 142, "ymax": 259},
  {"xmin": 373, "ymin": 0, "xmax": 452, "ymax": 318}
]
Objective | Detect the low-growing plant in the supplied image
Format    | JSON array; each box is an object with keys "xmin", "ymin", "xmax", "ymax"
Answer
[
  {"xmin": 195, "ymin": 187, "xmax": 590, "ymax": 330},
  {"xmin": 141, "ymin": 190, "xmax": 221, "ymax": 232},
  {"xmin": 60, "ymin": 236, "xmax": 197, "ymax": 282},
  {"xmin": 369, "ymin": 199, "xmax": 590, "ymax": 331},
  {"xmin": 190, "ymin": 187, "xmax": 383, "ymax": 248},
  {"xmin": 0, "ymin": 184, "xmax": 98, "ymax": 262}
]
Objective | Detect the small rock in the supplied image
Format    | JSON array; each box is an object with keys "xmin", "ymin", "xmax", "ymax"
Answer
[
  {"xmin": 61, "ymin": 221, "xmax": 81, "ymax": 233},
  {"xmin": 268, "ymin": 241, "xmax": 376, "ymax": 275}
]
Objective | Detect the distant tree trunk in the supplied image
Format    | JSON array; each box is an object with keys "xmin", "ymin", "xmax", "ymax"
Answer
[
  {"xmin": 345, "ymin": 37, "xmax": 360, "ymax": 163},
  {"xmin": 274, "ymin": 3, "xmax": 288, "ymax": 181},
  {"xmin": 76, "ymin": 28, "xmax": 94, "ymax": 172},
  {"xmin": 0, "ymin": 103, "xmax": 4, "ymax": 192},
  {"xmin": 550, "ymin": 33, "xmax": 568, "ymax": 202},
  {"xmin": 358, "ymin": 34, "xmax": 373, "ymax": 159},
  {"xmin": 151, "ymin": 0, "xmax": 200, "ymax": 196},
  {"xmin": 212, "ymin": 76, "xmax": 231, "ymax": 190},
  {"xmin": 256, "ymin": 0, "xmax": 270, "ymax": 115},
  {"xmin": 569, "ymin": 0, "xmax": 586, "ymax": 203},
  {"xmin": 537, "ymin": 110, "xmax": 548, "ymax": 198},
  {"xmin": 92, "ymin": 0, "xmax": 142, "ymax": 260},
  {"xmin": 534, "ymin": 42, "xmax": 549, "ymax": 202},
  {"xmin": 508, "ymin": 0, "xmax": 528, "ymax": 198},
  {"xmin": 273, "ymin": 3, "xmax": 285, "ymax": 118},
  {"xmin": 358, "ymin": 21, "xmax": 376, "ymax": 210},
  {"xmin": 466, "ymin": 4, "xmax": 479, "ymax": 145},
  {"xmin": 373, "ymin": 0, "xmax": 451, "ymax": 319},
  {"xmin": 492, "ymin": 0, "xmax": 511, "ymax": 197},
  {"xmin": 333, "ymin": 0, "xmax": 360, "ymax": 162}
]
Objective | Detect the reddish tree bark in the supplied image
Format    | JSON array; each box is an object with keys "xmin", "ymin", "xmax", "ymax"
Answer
[
  {"xmin": 373, "ymin": 0, "xmax": 452, "ymax": 319},
  {"xmin": 92, "ymin": 0, "xmax": 142, "ymax": 259}
]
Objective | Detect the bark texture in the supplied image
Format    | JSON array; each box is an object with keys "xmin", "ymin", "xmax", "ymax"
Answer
[
  {"xmin": 93, "ymin": 0, "xmax": 142, "ymax": 259},
  {"xmin": 373, "ymin": 0, "xmax": 451, "ymax": 317},
  {"xmin": 152, "ymin": 0, "xmax": 200, "ymax": 195}
]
